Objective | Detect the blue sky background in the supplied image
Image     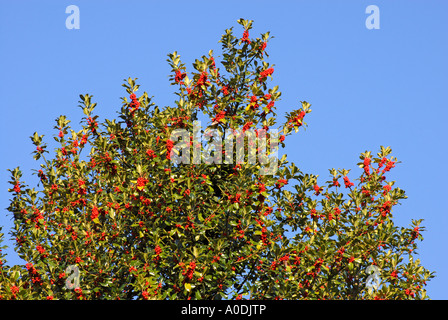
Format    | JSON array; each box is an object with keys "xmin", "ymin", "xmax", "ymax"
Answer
[{"xmin": 0, "ymin": 0, "xmax": 447, "ymax": 299}]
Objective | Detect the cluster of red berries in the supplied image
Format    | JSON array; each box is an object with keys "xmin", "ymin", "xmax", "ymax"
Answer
[
  {"xmin": 258, "ymin": 67, "xmax": 274, "ymax": 82},
  {"xmin": 175, "ymin": 70, "xmax": 186, "ymax": 84},
  {"xmin": 128, "ymin": 93, "xmax": 140, "ymax": 115}
]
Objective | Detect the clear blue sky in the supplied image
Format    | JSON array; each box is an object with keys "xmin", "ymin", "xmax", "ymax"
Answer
[{"xmin": 1, "ymin": 0, "xmax": 447, "ymax": 299}]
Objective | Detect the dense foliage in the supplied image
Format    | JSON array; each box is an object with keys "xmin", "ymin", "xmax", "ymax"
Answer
[{"xmin": 1, "ymin": 19, "xmax": 434, "ymax": 300}]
